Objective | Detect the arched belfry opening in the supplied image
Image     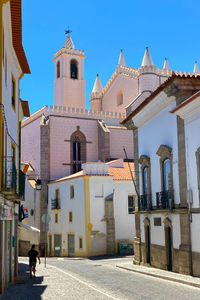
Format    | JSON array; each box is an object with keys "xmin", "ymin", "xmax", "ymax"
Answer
[
  {"xmin": 70, "ymin": 59, "xmax": 78, "ymax": 79},
  {"xmin": 70, "ymin": 127, "xmax": 86, "ymax": 173},
  {"xmin": 57, "ymin": 61, "xmax": 60, "ymax": 78}
]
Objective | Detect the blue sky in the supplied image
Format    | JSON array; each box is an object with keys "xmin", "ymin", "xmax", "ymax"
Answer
[{"xmin": 20, "ymin": 0, "xmax": 200, "ymax": 114}]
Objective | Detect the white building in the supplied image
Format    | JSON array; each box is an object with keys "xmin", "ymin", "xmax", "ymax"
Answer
[
  {"xmin": 122, "ymin": 73, "xmax": 200, "ymax": 276},
  {"xmin": 171, "ymin": 90, "xmax": 200, "ymax": 276},
  {"xmin": 47, "ymin": 159, "xmax": 135, "ymax": 257},
  {"xmin": 0, "ymin": 0, "xmax": 30, "ymax": 294}
]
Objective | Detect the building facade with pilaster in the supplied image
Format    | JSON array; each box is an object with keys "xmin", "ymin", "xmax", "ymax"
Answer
[
  {"xmin": 0, "ymin": 0, "xmax": 30, "ymax": 294},
  {"xmin": 122, "ymin": 73, "xmax": 200, "ymax": 276}
]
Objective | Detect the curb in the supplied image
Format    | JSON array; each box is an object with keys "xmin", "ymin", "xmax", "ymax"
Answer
[{"xmin": 116, "ymin": 265, "xmax": 200, "ymax": 289}]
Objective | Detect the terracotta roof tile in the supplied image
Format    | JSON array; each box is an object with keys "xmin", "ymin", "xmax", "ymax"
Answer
[
  {"xmin": 10, "ymin": 0, "xmax": 30, "ymax": 74},
  {"xmin": 108, "ymin": 162, "xmax": 134, "ymax": 181}
]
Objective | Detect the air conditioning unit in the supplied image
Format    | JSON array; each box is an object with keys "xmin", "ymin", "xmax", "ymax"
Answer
[{"xmin": 187, "ymin": 189, "xmax": 193, "ymax": 204}]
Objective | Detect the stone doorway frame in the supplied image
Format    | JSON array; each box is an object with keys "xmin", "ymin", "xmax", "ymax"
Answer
[
  {"xmin": 163, "ymin": 217, "xmax": 173, "ymax": 271},
  {"xmin": 143, "ymin": 217, "xmax": 151, "ymax": 265}
]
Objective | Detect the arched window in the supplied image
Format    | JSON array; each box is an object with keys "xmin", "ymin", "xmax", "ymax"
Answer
[
  {"xmin": 143, "ymin": 166, "xmax": 149, "ymax": 195},
  {"xmin": 70, "ymin": 128, "xmax": 86, "ymax": 173},
  {"xmin": 70, "ymin": 59, "xmax": 78, "ymax": 79},
  {"xmin": 117, "ymin": 89, "xmax": 123, "ymax": 106},
  {"xmin": 57, "ymin": 61, "xmax": 60, "ymax": 78},
  {"xmin": 162, "ymin": 158, "xmax": 171, "ymax": 191}
]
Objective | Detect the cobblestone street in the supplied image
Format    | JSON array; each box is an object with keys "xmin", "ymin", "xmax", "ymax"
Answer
[{"xmin": 1, "ymin": 257, "xmax": 200, "ymax": 300}]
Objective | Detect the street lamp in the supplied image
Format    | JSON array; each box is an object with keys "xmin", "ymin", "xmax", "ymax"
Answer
[{"xmin": 36, "ymin": 179, "xmax": 42, "ymax": 191}]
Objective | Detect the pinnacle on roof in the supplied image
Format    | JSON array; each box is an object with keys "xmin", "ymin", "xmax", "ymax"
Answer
[
  {"xmin": 141, "ymin": 46, "xmax": 154, "ymax": 67},
  {"xmin": 64, "ymin": 33, "xmax": 75, "ymax": 50},
  {"xmin": 118, "ymin": 49, "xmax": 126, "ymax": 66},
  {"xmin": 163, "ymin": 58, "xmax": 170, "ymax": 70},
  {"xmin": 92, "ymin": 74, "xmax": 103, "ymax": 93},
  {"xmin": 193, "ymin": 61, "xmax": 199, "ymax": 75}
]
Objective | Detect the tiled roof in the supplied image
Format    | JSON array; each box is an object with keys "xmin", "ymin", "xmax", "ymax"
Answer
[
  {"xmin": 170, "ymin": 90, "xmax": 200, "ymax": 113},
  {"xmin": 21, "ymin": 100, "xmax": 30, "ymax": 117},
  {"xmin": 108, "ymin": 162, "xmax": 134, "ymax": 181},
  {"xmin": 10, "ymin": 0, "xmax": 30, "ymax": 74},
  {"xmin": 121, "ymin": 73, "xmax": 200, "ymax": 124}
]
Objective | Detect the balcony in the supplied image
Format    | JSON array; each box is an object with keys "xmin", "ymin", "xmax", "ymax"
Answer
[
  {"xmin": 138, "ymin": 194, "xmax": 152, "ymax": 211},
  {"xmin": 156, "ymin": 190, "xmax": 174, "ymax": 210},
  {"xmin": 51, "ymin": 198, "xmax": 60, "ymax": 210},
  {"xmin": 1, "ymin": 156, "xmax": 25, "ymax": 200}
]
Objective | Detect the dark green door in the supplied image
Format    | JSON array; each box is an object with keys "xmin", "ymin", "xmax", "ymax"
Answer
[
  {"xmin": 68, "ymin": 234, "xmax": 74, "ymax": 257},
  {"xmin": 168, "ymin": 227, "xmax": 173, "ymax": 271},
  {"xmin": 48, "ymin": 235, "xmax": 52, "ymax": 256},
  {"xmin": 146, "ymin": 225, "xmax": 151, "ymax": 264},
  {"xmin": 54, "ymin": 234, "xmax": 61, "ymax": 256}
]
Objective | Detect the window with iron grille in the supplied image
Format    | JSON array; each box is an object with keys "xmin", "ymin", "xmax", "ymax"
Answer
[{"xmin": 128, "ymin": 195, "xmax": 135, "ymax": 214}]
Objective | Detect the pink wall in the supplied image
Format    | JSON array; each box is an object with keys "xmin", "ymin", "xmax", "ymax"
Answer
[
  {"xmin": 102, "ymin": 75, "xmax": 138, "ymax": 113},
  {"xmin": 50, "ymin": 116, "xmax": 99, "ymax": 180},
  {"xmin": 21, "ymin": 117, "xmax": 41, "ymax": 177},
  {"xmin": 109, "ymin": 127, "xmax": 133, "ymax": 159}
]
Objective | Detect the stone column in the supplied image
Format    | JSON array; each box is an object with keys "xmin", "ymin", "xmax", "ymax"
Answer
[
  {"xmin": 133, "ymin": 128, "xmax": 141, "ymax": 265},
  {"xmin": 39, "ymin": 117, "xmax": 50, "ymax": 256},
  {"xmin": 104, "ymin": 196, "xmax": 115, "ymax": 254},
  {"xmin": 97, "ymin": 120, "xmax": 110, "ymax": 162}
]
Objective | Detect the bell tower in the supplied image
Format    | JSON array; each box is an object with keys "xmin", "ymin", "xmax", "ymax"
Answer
[{"xmin": 54, "ymin": 31, "xmax": 85, "ymax": 109}]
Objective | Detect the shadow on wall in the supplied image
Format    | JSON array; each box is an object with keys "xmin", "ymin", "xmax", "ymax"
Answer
[{"xmin": 1, "ymin": 263, "xmax": 46, "ymax": 299}]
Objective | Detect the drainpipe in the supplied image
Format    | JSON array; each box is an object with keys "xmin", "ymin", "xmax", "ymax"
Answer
[{"xmin": 188, "ymin": 201, "xmax": 193, "ymax": 276}]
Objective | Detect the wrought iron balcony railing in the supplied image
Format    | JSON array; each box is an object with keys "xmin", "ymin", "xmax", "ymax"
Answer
[
  {"xmin": 156, "ymin": 190, "xmax": 174, "ymax": 210},
  {"xmin": 51, "ymin": 198, "xmax": 60, "ymax": 210},
  {"xmin": 1, "ymin": 156, "xmax": 17, "ymax": 193},
  {"xmin": 138, "ymin": 194, "xmax": 152, "ymax": 211},
  {"xmin": 1, "ymin": 156, "xmax": 25, "ymax": 199}
]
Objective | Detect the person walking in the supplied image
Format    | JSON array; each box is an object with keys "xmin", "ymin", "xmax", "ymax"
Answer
[{"xmin": 28, "ymin": 244, "xmax": 41, "ymax": 278}]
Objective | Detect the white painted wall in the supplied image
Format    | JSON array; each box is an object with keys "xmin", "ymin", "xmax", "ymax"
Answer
[
  {"xmin": 113, "ymin": 181, "xmax": 135, "ymax": 241},
  {"xmin": 184, "ymin": 111, "xmax": 200, "ymax": 208},
  {"xmin": 140, "ymin": 213, "xmax": 180, "ymax": 249},
  {"xmin": 48, "ymin": 178, "xmax": 86, "ymax": 254},
  {"xmin": 138, "ymin": 102, "xmax": 180, "ymax": 205}
]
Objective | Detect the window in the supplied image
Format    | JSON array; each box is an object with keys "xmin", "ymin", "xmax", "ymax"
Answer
[
  {"xmin": 162, "ymin": 158, "xmax": 171, "ymax": 191},
  {"xmin": 70, "ymin": 185, "xmax": 74, "ymax": 199},
  {"xmin": 11, "ymin": 75, "xmax": 16, "ymax": 110},
  {"xmin": 128, "ymin": 195, "xmax": 135, "ymax": 214},
  {"xmin": 55, "ymin": 213, "xmax": 58, "ymax": 223},
  {"xmin": 143, "ymin": 166, "xmax": 149, "ymax": 195},
  {"xmin": 69, "ymin": 211, "xmax": 73, "ymax": 223},
  {"xmin": 57, "ymin": 61, "xmax": 60, "ymax": 78},
  {"xmin": 79, "ymin": 237, "xmax": 83, "ymax": 249},
  {"xmin": 70, "ymin": 59, "xmax": 78, "ymax": 79},
  {"xmin": 70, "ymin": 128, "xmax": 86, "ymax": 174},
  {"xmin": 117, "ymin": 89, "xmax": 123, "ymax": 106},
  {"xmin": 54, "ymin": 188, "xmax": 60, "ymax": 209},
  {"xmin": 95, "ymin": 184, "xmax": 104, "ymax": 197}
]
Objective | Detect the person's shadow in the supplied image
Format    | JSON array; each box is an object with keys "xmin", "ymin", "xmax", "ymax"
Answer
[{"xmin": 0, "ymin": 263, "xmax": 47, "ymax": 300}]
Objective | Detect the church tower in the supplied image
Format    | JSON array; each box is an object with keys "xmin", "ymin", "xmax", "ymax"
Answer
[{"xmin": 54, "ymin": 32, "xmax": 85, "ymax": 109}]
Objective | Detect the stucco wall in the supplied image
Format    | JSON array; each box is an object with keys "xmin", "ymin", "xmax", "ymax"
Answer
[
  {"xmin": 48, "ymin": 178, "xmax": 86, "ymax": 255},
  {"xmin": 21, "ymin": 117, "xmax": 41, "ymax": 177},
  {"xmin": 113, "ymin": 181, "xmax": 135, "ymax": 241},
  {"xmin": 102, "ymin": 75, "xmax": 138, "ymax": 113},
  {"xmin": 138, "ymin": 102, "xmax": 180, "ymax": 205},
  {"xmin": 184, "ymin": 111, "xmax": 200, "ymax": 208},
  {"xmin": 109, "ymin": 127, "xmax": 133, "ymax": 159},
  {"xmin": 140, "ymin": 213, "xmax": 180, "ymax": 249},
  {"xmin": 49, "ymin": 116, "xmax": 99, "ymax": 180}
]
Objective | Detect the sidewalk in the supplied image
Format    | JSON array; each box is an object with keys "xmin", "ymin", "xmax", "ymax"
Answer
[
  {"xmin": 116, "ymin": 261, "xmax": 200, "ymax": 288},
  {"xmin": 0, "ymin": 259, "xmax": 74, "ymax": 300}
]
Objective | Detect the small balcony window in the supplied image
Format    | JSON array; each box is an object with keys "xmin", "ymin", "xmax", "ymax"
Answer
[{"xmin": 128, "ymin": 195, "xmax": 135, "ymax": 214}]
